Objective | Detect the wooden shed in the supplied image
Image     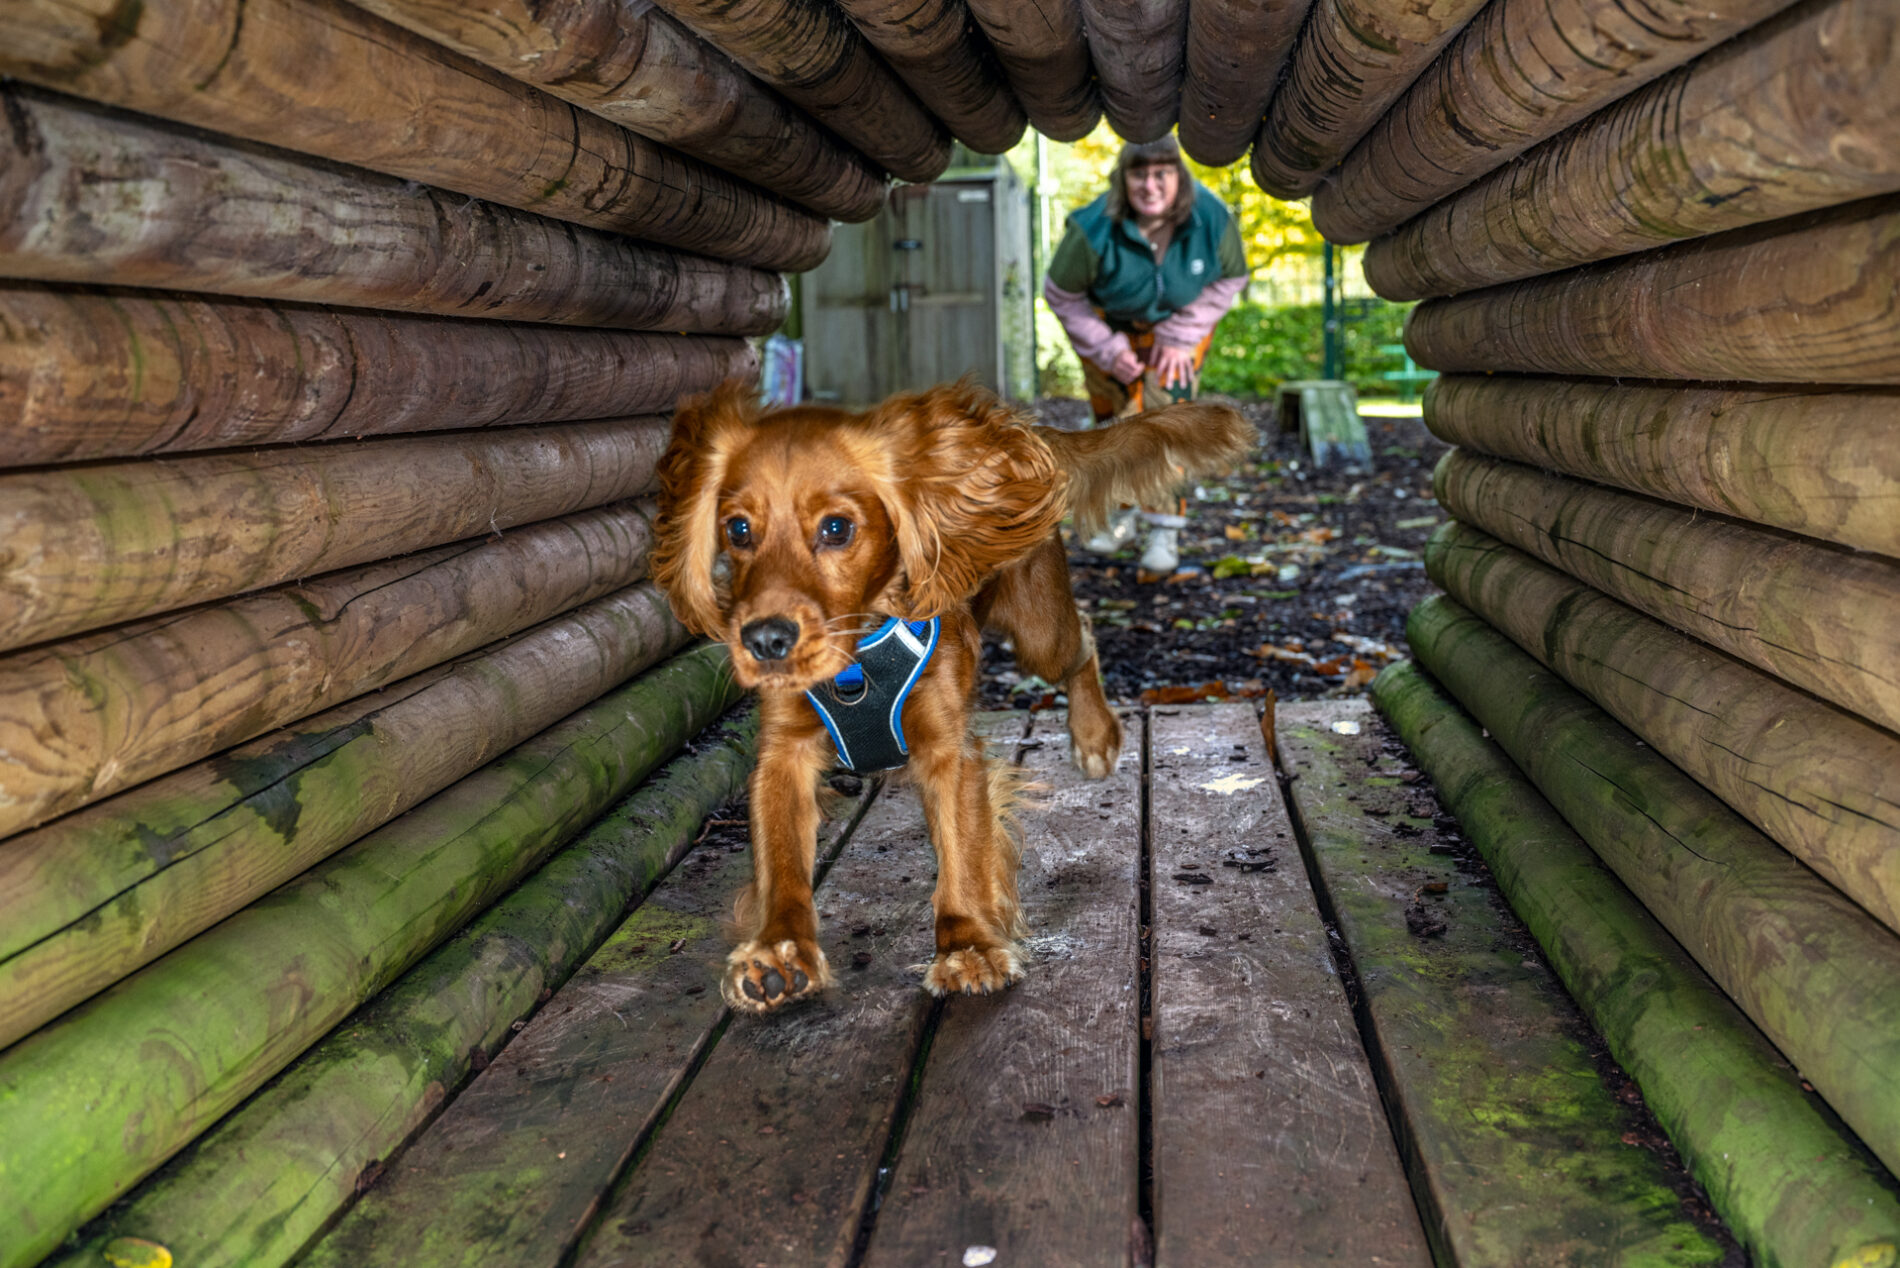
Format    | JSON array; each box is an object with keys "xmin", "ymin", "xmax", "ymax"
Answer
[{"xmin": 0, "ymin": 1, "xmax": 1895, "ymax": 1266}]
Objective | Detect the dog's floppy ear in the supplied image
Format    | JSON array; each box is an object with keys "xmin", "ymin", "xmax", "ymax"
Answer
[
  {"xmin": 649, "ymin": 377, "xmax": 756, "ymax": 636},
  {"xmin": 867, "ymin": 380, "xmax": 1067, "ymax": 619}
]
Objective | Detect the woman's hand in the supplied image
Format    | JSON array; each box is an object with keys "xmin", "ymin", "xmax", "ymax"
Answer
[
  {"xmin": 1112, "ymin": 348, "xmax": 1145, "ymax": 384},
  {"xmin": 1149, "ymin": 343, "xmax": 1196, "ymax": 389}
]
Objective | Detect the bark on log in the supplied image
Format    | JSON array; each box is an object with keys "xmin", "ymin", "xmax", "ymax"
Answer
[
  {"xmin": 0, "ymin": 643, "xmax": 734, "ymax": 1268},
  {"xmin": 343, "ymin": 0, "xmax": 886, "ymax": 222},
  {"xmin": 1433, "ymin": 449, "xmax": 1900, "ymax": 734},
  {"xmin": 1362, "ymin": 0, "xmax": 1900, "ymax": 295},
  {"xmin": 654, "ymin": 0, "xmax": 952, "ymax": 183},
  {"xmin": 1423, "ymin": 376, "xmax": 1900, "ymax": 559},
  {"xmin": 1402, "ymin": 196, "xmax": 1900, "ymax": 383},
  {"xmin": 1406, "ymin": 594, "xmax": 1900, "ymax": 1182},
  {"xmin": 1178, "ymin": 0, "xmax": 1310, "ymax": 167},
  {"xmin": 0, "ymin": 87, "xmax": 789, "ymax": 335},
  {"xmin": 0, "ymin": 285, "xmax": 752, "ymax": 468},
  {"xmin": 52, "ymin": 708, "xmax": 758, "ymax": 1268},
  {"xmin": 1425, "ymin": 520, "xmax": 1900, "ymax": 938},
  {"xmin": 1314, "ymin": 0, "xmax": 1801, "ymax": 243},
  {"xmin": 1372, "ymin": 662, "xmax": 1900, "ymax": 1268},
  {"xmin": 1078, "ymin": 0, "xmax": 1188, "ymax": 143},
  {"xmin": 0, "ymin": 587, "xmax": 687, "ymax": 1054},
  {"xmin": 0, "ymin": 503, "xmax": 656, "ymax": 837},
  {"xmin": 0, "ymin": 0, "xmax": 829, "ymax": 271},
  {"xmin": 964, "ymin": 0, "xmax": 1101, "ymax": 142},
  {"xmin": 1249, "ymin": 0, "xmax": 1489, "ymax": 198},
  {"xmin": 835, "ymin": 0, "xmax": 1026, "ymax": 154},
  {"xmin": 0, "ymin": 418, "xmax": 670, "ymax": 654}
]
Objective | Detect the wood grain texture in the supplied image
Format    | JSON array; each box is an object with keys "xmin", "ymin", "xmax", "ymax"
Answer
[
  {"xmin": 1178, "ymin": 0, "xmax": 1310, "ymax": 167},
  {"xmin": 1248, "ymin": 0, "xmax": 1488, "ymax": 197},
  {"xmin": 1432, "ymin": 450, "xmax": 1900, "ymax": 734},
  {"xmin": 0, "ymin": 284, "xmax": 753, "ymax": 467},
  {"xmin": 1281, "ymin": 698, "xmax": 1732, "ymax": 1266},
  {"xmin": 301, "ymin": 737, "xmax": 875, "ymax": 1268},
  {"xmin": 1426, "ymin": 518, "xmax": 1900, "ymax": 938},
  {"xmin": 1373, "ymin": 662, "xmax": 1900, "ymax": 1268},
  {"xmin": 862, "ymin": 709, "xmax": 1141, "ymax": 1268},
  {"xmin": 1407, "ymin": 596, "xmax": 1900, "ymax": 1184},
  {"xmin": 0, "ymin": 86, "xmax": 788, "ymax": 334},
  {"xmin": 835, "ymin": 0, "xmax": 1027, "ymax": 154},
  {"xmin": 1149, "ymin": 704, "xmax": 1430, "ymax": 1266},
  {"xmin": 345, "ymin": 0, "xmax": 887, "ymax": 222},
  {"xmin": 55, "ymin": 709, "xmax": 761, "ymax": 1268},
  {"xmin": 0, "ymin": 588, "xmax": 686, "ymax": 1051},
  {"xmin": 1401, "ymin": 195, "xmax": 1900, "ymax": 383},
  {"xmin": 655, "ymin": 0, "xmax": 953, "ymax": 183},
  {"xmin": 1422, "ymin": 375, "xmax": 1900, "ymax": 559},
  {"xmin": 0, "ymin": 418, "xmax": 668, "ymax": 654},
  {"xmin": 0, "ymin": 644, "xmax": 737, "ymax": 1268},
  {"xmin": 0, "ymin": 0, "xmax": 830, "ymax": 271},
  {"xmin": 1314, "ymin": 0, "xmax": 1800, "ymax": 243},
  {"xmin": 1078, "ymin": 0, "xmax": 1189, "ymax": 143},
  {"xmin": 1363, "ymin": 0, "xmax": 1900, "ymax": 298},
  {"xmin": 0, "ymin": 503, "xmax": 655, "ymax": 838},
  {"xmin": 964, "ymin": 0, "xmax": 1101, "ymax": 142}
]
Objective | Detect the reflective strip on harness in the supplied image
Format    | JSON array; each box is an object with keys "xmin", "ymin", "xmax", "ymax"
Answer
[{"xmin": 803, "ymin": 617, "xmax": 941, "ymax": 773}]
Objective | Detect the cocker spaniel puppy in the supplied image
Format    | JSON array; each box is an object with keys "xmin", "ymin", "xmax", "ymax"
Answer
[{"xmin": 651, "ymin": 380, "xmax": 1252, "ymax": 1011}]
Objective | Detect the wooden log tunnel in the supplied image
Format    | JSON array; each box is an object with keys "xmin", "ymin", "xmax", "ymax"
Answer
[{"xmin": 4, "ymin": 0, "xmax": 1900, "ymax": 1263}]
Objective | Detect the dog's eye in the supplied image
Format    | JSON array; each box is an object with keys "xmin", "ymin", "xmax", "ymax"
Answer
[
  {"xmin": 817, "ymin": 516, "xmax": 855, "ymax": 548},
  {"xmin": 725, "ymin": 516, "xmax": 752, "ymax": 548}
]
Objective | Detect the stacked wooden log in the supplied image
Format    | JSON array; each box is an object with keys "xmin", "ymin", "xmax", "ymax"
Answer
[{"xmin": 1299, "ymin": 0, "xmax": 1900, "ymax": 1261}]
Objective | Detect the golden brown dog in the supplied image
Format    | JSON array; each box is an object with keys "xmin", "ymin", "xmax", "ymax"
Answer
[{"xmin": 650, "ymin": 379, "xmax": 1253, "ymax": 1011}]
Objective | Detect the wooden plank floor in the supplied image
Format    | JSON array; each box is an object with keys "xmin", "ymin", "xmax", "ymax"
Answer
[{"xmin": 301, "ymin": 702, "xmax": 1734, "ymax": 1266}]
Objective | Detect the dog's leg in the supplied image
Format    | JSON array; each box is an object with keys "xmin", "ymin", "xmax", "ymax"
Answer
[
  {"xmin": 724, "ymin": 691, "xmax": 834, "ymax": 1012},
  {"xmin": 978, "ymin": 534, "xmax": 1123, "ymax": 779}
]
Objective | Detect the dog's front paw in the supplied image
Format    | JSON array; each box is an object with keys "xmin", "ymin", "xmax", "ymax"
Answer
[
  {"xmin": 1068, "ymin": 710, "xmax": 1123, "ymax": 780},
  {"xmin": 723, "ymin": 939, "xmax": 831, "ymax": 1012},
  {"xmin": 923, "ymin": 944, "xmax": 1025, "ymax": 997}
]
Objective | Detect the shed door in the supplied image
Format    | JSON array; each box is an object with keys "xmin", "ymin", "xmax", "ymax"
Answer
[{"xmin": 892, "ymin": 181, "xmax": 999, "ymax": 393}]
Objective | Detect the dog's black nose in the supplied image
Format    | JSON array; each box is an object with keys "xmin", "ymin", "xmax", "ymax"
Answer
[{"xmin": 740, "ymin": 617, "xmax": 800, "ymax": 663}]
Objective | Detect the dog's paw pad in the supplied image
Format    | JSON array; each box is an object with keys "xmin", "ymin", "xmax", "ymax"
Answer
[
  {"xmin": 923, "ymin": 945, "xmax": 1025, "ymax": 997},
  {"xmin": 724, "ymin": 939, "xmax": 830, "ymax": 1012}
]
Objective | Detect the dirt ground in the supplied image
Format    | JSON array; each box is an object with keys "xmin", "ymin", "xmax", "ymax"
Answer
[{"xmin": 979, "ymin": 395, "xmax": 1451, "ymax": 709}]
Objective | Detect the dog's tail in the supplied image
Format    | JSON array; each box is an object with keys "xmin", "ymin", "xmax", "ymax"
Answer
[{"xmin": 1035, "ymin": 400, "xmax": 1256, "ymax": 537}]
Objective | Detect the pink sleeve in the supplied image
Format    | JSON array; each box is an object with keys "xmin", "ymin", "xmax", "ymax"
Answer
[
  {"xmin": 1154, "ymin": 275, "xmax": 1248, "ymax": 349},
  {"xmin": 1043, "ymin": 278, "xmax": 1136, "ymax": 376}
]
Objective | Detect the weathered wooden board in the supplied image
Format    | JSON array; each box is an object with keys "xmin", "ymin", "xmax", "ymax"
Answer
[
  {"xmin": 1178, "ymin": 0, "xmax": 1309, "ymax": 166},
  {"xmin": 1425, "ymin": 520, "xmax": 1900, "ymax": 940},
  {"xmin": 347, "ymin": 0, "xmax": 887, "ymax": 222},
  {"xmin": 0, "ymin": 419, "xmax": 666, "ymax": 655},
  {"xmin": 1249, "ymin": 0, "xmax": 1488, "ymax": 197},
  {"xmin": 1280, "ymin": 699, "xmax": 1733, "ymax": 1265},
  {"xmin": 0, "ymin": 589, "xmax": 685, "ymax": 1051},
  {"xmin": 301, "ymin": 754, "xmax": 873, "ymax": 1268},
  {"xmin": 0, "ymin": 504, "xmax": 653, "ymax": 836},
  {"xmin": 0, "ymin": 285, "xmax": 752, "ymax": 468},
  {"xmin": 964, "ymin": 0, "xmax": 1102, "ymax": 142},
  {"xmin": 1374, "ymin": 662, "xmax": 1900, "ymax": 1268},
  {"xmin": 1364, "ymin": 0, "xmax": 1900, "ymax": 299},
  {"xmin": 1406, "ymin": 597, "xmax": 1900, "ymax": 1182},
  {"xmin": 655, "ymin": 0, "xmax": 953, "ymax": 183},
  {"xmin": 1148, "ymin": 704, "xmax": 1430, "ymax": 1266},
  {"xmin": 0, "ymin": 0, "xmax": 829, "ymax": 271},
  {"xmin": 861, "ymin": 708, "xmax": 1143, "ymax": 1267},
  {"xmin": 0, "ymin": 86, "xmax": 788, "ymax": 335},
  {"xmin": 1422, "ymin": 376, "xmax": 1900, "ymax": 560},
  {"xmin": 54, "ymin": 709, "xmax": 763, "ymax": 1268},
  {"xmin": 1315, "ymin": 0, "xmax": 1800, "ymax": 243},
  {"xmin": 1078, "ymin": 0, "xmax": 1188, "ymax": 143},
  {"xmin": 1401, "ymin": 197, "xmax": 1900, "ymax": 384},
  {"xmin": 0, "ymin": 646, "xmax": 737, "ymax": 1268},
  {"xmin": 571, "ymin": 713, "xmax": 1032, "ymax": 1268}
]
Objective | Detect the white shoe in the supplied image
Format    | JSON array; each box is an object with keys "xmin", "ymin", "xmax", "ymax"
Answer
[
  {"xmin": 1139, "ymin": 513, "xmax": 1187, "ymax": 573},
  {"xmin": 1082, "ymin": 506, "xmax": 1139, "ymax": 554}
]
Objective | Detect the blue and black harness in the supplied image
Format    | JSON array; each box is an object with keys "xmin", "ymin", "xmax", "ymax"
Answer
[{"xmin": 803, "ymin": 616, "xmax": 941, "ymax": 774}]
